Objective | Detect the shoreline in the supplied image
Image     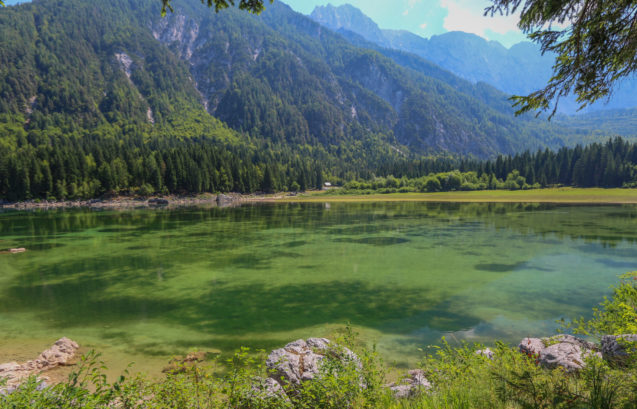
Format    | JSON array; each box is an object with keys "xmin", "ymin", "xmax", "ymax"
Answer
[
  {"xmin": 0, "ymin": 193, "xmax": 282, "ymax": 211},
  {"xmin": 3, "ymin": 188, "xmax": 637, "ymax": 211}
]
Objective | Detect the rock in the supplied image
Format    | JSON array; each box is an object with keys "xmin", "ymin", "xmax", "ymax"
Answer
[
  {"xmin": 551, "ymin": 334, "xmax": 598, "ymax": 351},
  {"xmin": 601, "ymin": 334, "xmax": 637, "ymax": 365},
  {"xmin": 216, "ymin": 194, "xmax": 233, "ymax": 203},
  {"xmin": 8, "ymin": 248, "xmax": 26, "ymax": 254},
  {"xmin": 476, "ymin": 348, "xmax": 494, "ymax": 360},
  {"xmin": 540, "ymin": 342, "xmax": 586, "ymax": 371},
  {"xmin": 389, "ymin": 369, "xmax": 431, "ymax": 399},
  {"xmin": 250, "ymin": 377, "xmax": 290, "ymax": 402},
  {"xmin": 148, "ymin": 198, "xmax": 169, "ymax": 206},
  {"xmin": 162, "ymin": 351, "xmax": 216, "ymax": 374},
  {"xmin": 0, "ymin": 338, "xmax": 79, "ymax": 393},
  {"xmin": 518, "ymin": 335, "xmax": 599, "ymax": 371},
  {"xmin": 35, "ymin": 337, "xmax": 79, "ymax": 369},
  {"xmin": 519, "ymin": 338, "xmax": 545, "ymax": 357},
  {"xmin": 266, "ymin": 338, "xmax": 360, "ymax": 387}
]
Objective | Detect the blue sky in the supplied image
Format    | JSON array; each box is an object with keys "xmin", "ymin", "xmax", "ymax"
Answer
[
  {"xmin": 284, "ymin": 0, "xmax": 529, "ymax": 47},
  {"xmin": 4, "ymin": 0, "xmax": 530, "ymax": 47}
]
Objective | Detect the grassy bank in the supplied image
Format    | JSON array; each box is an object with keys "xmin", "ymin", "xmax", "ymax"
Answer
[{"xmin": 278, "ymin": 188, "xmax": 637, "ymax": 204}]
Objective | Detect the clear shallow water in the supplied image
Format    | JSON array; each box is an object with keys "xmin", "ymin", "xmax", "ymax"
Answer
[{"xmin": 1, "ymin": 202, "xmax": 636, "ymax": 374}]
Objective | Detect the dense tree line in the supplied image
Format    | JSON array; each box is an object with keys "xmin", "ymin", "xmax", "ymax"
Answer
[
  {"xmin": 0, "ymin": 132, "xmax": 327, "ymax": 201},
  {"xmin": 3, "ymin": 135, "xmax": 637, "ymax": 202},
  {"xmin": 371, "ymin": 137, "xmax": 637, "ymax": 190}
]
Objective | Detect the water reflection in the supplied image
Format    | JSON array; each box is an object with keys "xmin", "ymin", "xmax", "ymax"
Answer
[{"xmin": 1, "ymin": 202, "xmax": 636, "ymax": 367}]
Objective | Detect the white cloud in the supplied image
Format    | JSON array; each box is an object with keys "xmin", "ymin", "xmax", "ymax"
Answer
[
  {"xmin": 440, "ymin": 0, "xmax": 521, "ymax": 38},
  {"xmin": 403, "ymin": 0, "xmax": 422, "ymax": 16}
]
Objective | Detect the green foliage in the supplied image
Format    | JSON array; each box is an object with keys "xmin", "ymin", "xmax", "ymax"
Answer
[
  {"xmin": 161, "ymin": 0, "xmax": 272, "ymax": 17},
  {"xmin": 563, "ymin": 272, "xmax": 637, "ymax": 338}
]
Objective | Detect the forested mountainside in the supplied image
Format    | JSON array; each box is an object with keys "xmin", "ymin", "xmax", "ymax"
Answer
[
  {"xmin": 1, "ymin": 0, "xmax": 594, "ymax": 160},
  {"xmin": 310, "ymin": 4, "xmax": 637, "ymax": 114},
  {"xmin": 0, "ymin": 0, "xmax": 626, "ymax": 200},
  {"xmin": 147, "ymin": 0, "xmax": 583, "ymax": 157}
]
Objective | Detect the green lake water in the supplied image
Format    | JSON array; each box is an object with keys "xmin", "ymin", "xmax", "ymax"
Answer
[{"xmin": 1, "ymin": 202, "xmax": 637, "ymax": 375}]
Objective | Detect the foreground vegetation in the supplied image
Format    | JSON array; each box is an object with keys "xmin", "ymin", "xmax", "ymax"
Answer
[{"xmin": 2, "ymin": 274, "xmax": 636, "ymax": 408}]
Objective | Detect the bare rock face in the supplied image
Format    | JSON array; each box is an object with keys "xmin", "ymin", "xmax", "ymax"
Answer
[
  {"xmin": 0, "ymin": 338, "xmax": 79, "ymax": 392},
  {"xmin": 518, "ymin": 335, "xmax": 600, "ymax": 371},
  {"xmin": 389, "ymin": 369, "xmax": 431, "ymax": 399},
  {"xmin": 266, "ymin": 338, "xmax": 359, "ymax": 387},
  {"xmin": 601, "ymin": 334, "xmax": 637, "ymax": 365}
]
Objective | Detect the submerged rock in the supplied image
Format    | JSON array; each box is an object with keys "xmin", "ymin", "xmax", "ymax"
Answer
[
  {"xmin": 389, "ymin": 369, "xmax": 431, "ymax": 399},
  {"xmin": 162, "ymin": 350, "xmax": 219, "ymax": 374},
  {"xmin": 0, "ymin": 338, "xmax": 79, "ymax": 392},
  {"xmin": 601, "ymin": 334, "xmax": 637, "ymax": 365},
  {"xmin": 518, "ymin": 335, "xmax": 600, "ymax": 371}
]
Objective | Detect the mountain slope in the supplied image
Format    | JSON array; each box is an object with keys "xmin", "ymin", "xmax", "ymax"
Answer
[
  {"xmin": 0, "ymin": 0, "xmax": 593, "ymax": 160},
  {"xmin": 153, "ymin": 0, "xmax": 579, "ymax": 157}
]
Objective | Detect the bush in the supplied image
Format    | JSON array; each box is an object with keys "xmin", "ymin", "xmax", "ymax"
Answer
[
  {"xmin": 138, "ymin": 183, "xmax": 155, "ymax": 197},
  {"xmin": 564, "ymin": 272, "xmax": 637, "ymax": 337}
]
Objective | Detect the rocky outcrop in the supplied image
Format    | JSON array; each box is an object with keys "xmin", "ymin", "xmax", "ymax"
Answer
[
  {"xmin": 519, "ymin": 335, "xmax": 600, "ymax": 371},
  {"xmin": 388, "ymin": 369, "xmax": 431, "ymax": 399},
  {"xmin": 266, "ymin": 338, "xmax": 360, "ymax": 387},
  {"xmin": 601, "ymin": 334, "xmax": 637, "ymax": 365},
  {"xmin": 0, "ymin": 338, "xmax": 79, "ymax": 392}
]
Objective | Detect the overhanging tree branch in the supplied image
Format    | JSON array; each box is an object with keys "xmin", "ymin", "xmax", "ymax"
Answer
[
  {"xmin": 486, "ymin": 0, "xmax": 637, "ymax": 118},
  {"xmin": 160, "ymin": 0, "xmax": 272, "ymax": 17}
]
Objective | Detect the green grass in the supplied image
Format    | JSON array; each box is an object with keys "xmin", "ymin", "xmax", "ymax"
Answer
[{"xmin": 279, "ymin": 188, "xmax": 637, "ymax": 204}]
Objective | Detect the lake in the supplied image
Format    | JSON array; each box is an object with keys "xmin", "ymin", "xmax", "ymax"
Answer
[{"xmin": 1, "ymin": 202, "xmax": 636, "ymax": 375}]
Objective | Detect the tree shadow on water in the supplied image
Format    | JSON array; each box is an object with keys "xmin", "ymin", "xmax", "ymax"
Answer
[
  {"xmin": 0, "ymin": 272, "xmax": 482, "ymax": 338},
  {"xmin": 172, "ymin": 280, "xmax": 482, "ymax": 336}
]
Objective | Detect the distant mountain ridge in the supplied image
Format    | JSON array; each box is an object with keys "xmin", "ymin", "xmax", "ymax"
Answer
[{"xmin": 310, "ymin": 3, "xmax": 637, "ymax": 114}]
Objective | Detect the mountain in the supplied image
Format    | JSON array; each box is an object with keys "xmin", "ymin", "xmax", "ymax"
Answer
[
  {"xmin": 310, "ymin": 4, "xmax": 637, "ymax": 113},
  {"xmin": 0, "ymin": 0, "xmax": 588, "ymax": 161},
  {"xmin": 155, "ymin": 0, "xmax": 571, "ymax": 157}
]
